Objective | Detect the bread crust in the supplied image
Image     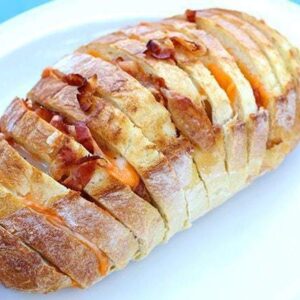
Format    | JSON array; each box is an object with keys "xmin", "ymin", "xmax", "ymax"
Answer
[
  {"xmin": 0, "ymin": 183, "xmax": 105, "ymax": 288},
  {"xmin": 0, "ymin": 224, "xmax": 71, "ymax": 293},
  {"xmin": 28, "ymin": 74, "xmax": 187, "ymax": 239},
  {"xmin": 189, "ymin": 11, "xmax": 295, "ymax": 171},
  {"xmin": 205, "ymin": 9, "xmax": 298, "ymax": 157},
  {"xmin": 77, "ymin": 41, "xmax": 207, "ymax": 220},
  {"xmin": 53, "ymin": 52, "xmax": 207, "ymax": 221},
  {"xmin": 2, "ymin": 101, "xmax": 167, "ymax": 261},
  {"xmin": 0, "ymin": 134, "xmax": 139, "ymax": 268},
  {"xmin": 0, "ymin": 8, "xmax": 299, "ymax": 293},
  {"xmin": 160, "ymin": 19, "xmax": 268, "ymax": 178},
  {"xmin": 0, "ymin": 207, "xmax": 104, "ymax": 288},
  {"xmin": 216, "ymin": 8, "xmax": 300, "ymax": 151},
  {"xmin": 128, "ymin": 23, "xmax": 250, "ymax": 193},
  {"xmin": 80, "ymin": 37, "xmax": 231, "ymax": 207}
]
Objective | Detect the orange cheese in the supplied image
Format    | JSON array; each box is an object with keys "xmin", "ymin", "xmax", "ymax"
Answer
[
  {"xmin": 207, "ymin": 63, "xmax": 236, "ymax": 105},
  {"xmin": 23, "ymin": 196, "xmax": 66, "ymax": 227},
  {"xmin": 103, "ymin": 149, "xmax": 140, "ymax": 189},
  {"xmin": 86, "ymin": 49, "xmax": 102, "ymax": 58},
  {"xmin": 23, "ymin": 195, "xmax": 109, "ymax": 276},
  {"xmin": 236, "ymin": 62, "xmax": 269, "ymax": 108}
]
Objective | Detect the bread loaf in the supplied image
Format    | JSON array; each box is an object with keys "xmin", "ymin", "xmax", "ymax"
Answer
[{"xmin": 0, "ymin": 8, "xmax": 299, "ymax": 293}]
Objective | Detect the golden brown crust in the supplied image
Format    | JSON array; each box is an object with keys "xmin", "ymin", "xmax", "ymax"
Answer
[
  {"xmin": 223, "ymin": 8, "xmax": 300, "ymax": 156},
  {"xmin": 91, "ymin": 186, "xmax": 165, "ymax": 256},
  {"xmin": 127, "ymin": 23, "xmax": 249, "ymax": 192},
  {"xmin": 0, "ymin": 225, "xmax": 71, "ymax": 293},
  {"xmin": 78, "ymin": 43, "xmax": 208, "ymax": 221},
  {"xmin": 188, "ymin": 10, "xmax": 296, "ymax": 172},
  {"xmin": 53, "ymin": 51, "xmax": 176, "ymax": 145},
  {"xmin": 159, "ymin": 19, "xmax": 267, "ymax": 179},
  {"xmin": 0, "ymin": 136, "xmax": 138, "ymax": 269},
  {"xmin": 50, "ymin": 192, "xmax": 139, "ymax": 267},
  {"xmin": 84, "ymin": 37, "xmax": 214, "ymax": 146},
  {"xmin": 0, "ymin": 8, "xmax": 299, "ymax": 294},
  {"xmin": 0, "ymin": 207, "xmax": 104, "ymax": 288},
  {"xmin": 2, "ymin": 99, "xmax": 164, "ymax": 256},
  {"xmin": 28, "ymin": 74, "xmax": 188, "ymax": 238},
  {"xmin": 79, "ymin": 37, "xmax": 230, "ymax": 209}
]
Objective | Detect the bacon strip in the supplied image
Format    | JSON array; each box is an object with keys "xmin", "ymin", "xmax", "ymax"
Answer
[
  {"xmin": 75, "ymin": 122, "xmax": 96, "ymax": 154},
  {"xmin": 161, "ymin": 89, "xmax": 215, "ymax": 150},
  {"xmin": 144, "ymin": 39, "xmax": 175, "ymax": 60},
  {"xmin": 62, "ymin": 156, "xmax": 99, "ymax": 191},
  {"xmin": 57, "ymin": 146, "xmax": 78, "ymax": 167},
  {"xmin": 55, "ymin": 145, "xmax": 100, "ymax": 191},
  {"xmin": 42, "ymin": 68, "xmax": 97, "ymax": 113},
  {"xmin": 185, "ymin": 9, "xmax": 197, "ymax": 23},
  {"xmin": 170, "ymin": 36, "xmax": 206, "ymax": 56},
  {"xmin": 50, "ymin": 115, "xmax": 70, "ymax": 134}
]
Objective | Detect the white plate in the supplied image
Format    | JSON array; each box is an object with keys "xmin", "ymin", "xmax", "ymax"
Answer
[{"xmin": 0, "ymin": 0, "xmax": 300, "ymax": 299}]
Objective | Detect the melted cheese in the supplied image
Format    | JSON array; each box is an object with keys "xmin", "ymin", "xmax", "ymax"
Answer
[
  {"xmin": 103, "ymin": 149, "xmax": 140, "ymax": 189},
  {"xmin": 22, "ymin": 195, "xmax": 109, "ymax": 276},
  {"xmin": 236, "ymin": 62, "xmax": 269, "ymax": 108},
  {"xmin": 207, "ymin": 63, "xmax": 236, "ymax": 105}
]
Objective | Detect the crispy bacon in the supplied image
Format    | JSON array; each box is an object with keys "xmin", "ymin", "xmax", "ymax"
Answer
[
  {"xmin": 77, "ymin": 74, "xmax": 98, "ymax": 112},
  {"xmin": 42, "ymin": 68, "xmax": 97, "ymax": 113},
  {"xmin": 50, "ymin": 115, "xmax": 70, "ymax": 134},
  {"xmin": 144, "ymin": 39, "xmax": 175, "ymax": 60},
  {"xmin": 170, "ymin": 36, "xmax": 206, "ymax": 56},
  {"xmin": 185, "ymin": 9, "xmax": 197, "ymax": 23},
  {"xmin": 35, "ymin": 106, "xmax": 54, "ymax": 122},
  {"xmin": 55, "ymin": 144, "xmax": 100, "ymax": 191},
  {"xmin": 161, "ymin": 89, "xmax": 215, "ymax": 150},
  {"xmin": 74, "ymin": 122, "xmax": 95, "ymax": 154},
  {"xmin": 49, "ymin": 115, "xmax": 103, "ymax": 157},
  {"xmin": 63, "ymin": 73, "xmax": 87, "ymax": 87},
  {"xmin": 27, "ymin": 100, "xmax": 56, "ymax": 124},
  {"xmin": 62, "ymin": 157, "xmax": 99, "ymax": 191},
  {"xmin": 57, "ymin": 145, "xmax": 77, "ymax": 167}
]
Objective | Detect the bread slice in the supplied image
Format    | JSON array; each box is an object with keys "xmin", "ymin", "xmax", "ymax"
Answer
[
  {"xmin": 45, "ymin": 53, "xmax": 207, "ymax": 221},
  {"xmin": 160, "ymin": 18, "xmax": 269, "ymax": 178},
  {"xmin": 0, "ymin": 130, "xmax": 139, "ymax": 270},
  {"xmin": 0, "ymin": 8, "xmax": 298, "ymax": 294},
  {"xmin": 1, "ymin": 99, "xmax": 163, "ymax": 258},
  {"xmin": 203, "ymin": 9, "xmax": 297, "ymax": 148},
  {"xmin": 206, "ymin": 10, "xmax": 293, "ymax": 87},
  {"xmin": 79, "ymin": 36, "xmax": 232, "ymax": 208},
  {"xmin": 187, "ymin": 10, "xmax": 293, "ymax": 171},
  {"xmin": 27, "ymin": 75, "xmax": 186, "ymax": 240},
  {"xmin": 212, "ymin": 8, "xmax": 300, "ymax": 147},
  {"xmin": 209, "ymin": 9, "xmax": 300, "ymax": 74},
  {"xmin": 116, "ymin": 23, "xmax": 250, "ymax": 194},
  {"xmin": 0, "ymin": 221, "xmax": 71, "ymax": 293},
  {"xmin": 0, "ymin": 180, "xmax": 104, "ymax": 288},
  {"xmin": 0, "ymin": 137, "xmax": 129, "ymax": 270}
]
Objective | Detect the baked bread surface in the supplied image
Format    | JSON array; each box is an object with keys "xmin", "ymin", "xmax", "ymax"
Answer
[{"xmin": 0, "ymin": 8, "xmax": 299, "ymax": 293}]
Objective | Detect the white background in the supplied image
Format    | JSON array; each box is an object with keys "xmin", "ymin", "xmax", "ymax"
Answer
[{"xmin": 0, "ymin": 0, "xmax": 300, "ymax": 299}]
